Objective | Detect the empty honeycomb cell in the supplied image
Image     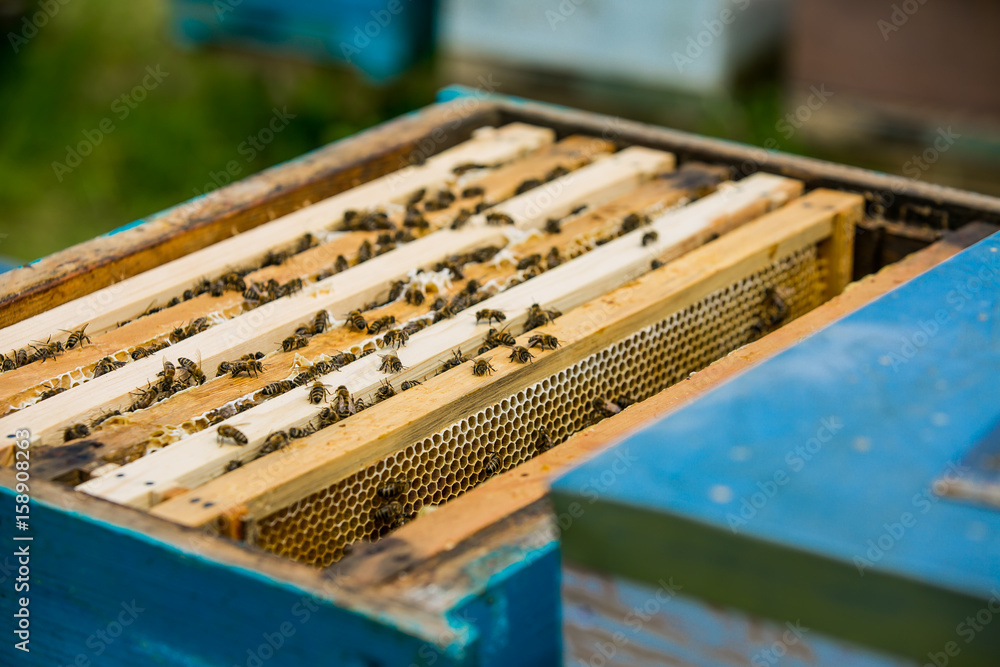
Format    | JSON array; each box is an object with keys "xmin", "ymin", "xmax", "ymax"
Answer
[{"xmin": 252, "ymin": 247, "xmax": 825, "ymax": 567}]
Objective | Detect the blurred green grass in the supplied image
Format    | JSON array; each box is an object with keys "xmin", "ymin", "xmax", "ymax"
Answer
[{"xmin": 0, "ymin": 0, "xmax": 437, "ymax": 265}]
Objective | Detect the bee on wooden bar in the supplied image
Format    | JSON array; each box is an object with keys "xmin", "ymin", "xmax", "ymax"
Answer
[
  {"xmin": 31, "ymin": 337, "xmax": 63, "ymax": 363},
  {"xmin": 182, "ymin": 289, "xmax": 195, "ymax": 301},
  {"xmin": 403, "ymin": 209, "xmax": 430, "ymax": 231},
  {"xmin": 334, "ymin": 254, "xmax": 350, "ymax": 273},
  {"xmin": 130, "ymin": 346, "xmax": 154, "ymax": 360},
  {"xmin": 292, "ymin": 370, "xmax": 316, "ymax": 387},
  {"xmin": 230, "ymin": 359, "xmax": 264, "ymax": 378},
  {"xmin": 450, "ymin": 209, "xmax": 473, "ymax": 230},
  {"xmin": 433, "ymin": 304, "xmax": 455, "ymax": 324},
  {"xmin": 400, "ymin": 379, "xmax": 421, "ymax": 391},
  {"xmin": 39, "ymin": 385, "xmax": 67, "ymax": 401},
  {"xmin": 515, "ymin": 178, "xmax": 542, "ymax": 195},
  {"xmin": 90, "ymin": 409, "xmax": 122, "ymax": 429},
  {"xmin": 13, "ymin": 348, "xmax": 29, "ymax": 368},
  {"xmin": 206, "ymin": 404, "xmax": 237, "ymax": 425},
  {"xmin": 1, "ymin": 354, "xmax": 14, "ymax": 372},
  {"xmin": 472, "ymin": 358, "xmax": 496, "ymax": 377},
  {"xmin": 157, "ymin": 359, "xmax": 176, "ymax": 386},
  {"xmin": 243, "ymin": 284, "xmax": 262, "ymax": 302},
  {"xmin": 309, "ymin": 381, "xmax": 331, "ymax": 405},
  {"xmin": 262, "ymin": 249, "xmax": 288, "ymax": 267},
  {"xmin": 453, "ymin": 162, "xmax": 488, "ymax": 175},
  {"xmin": 375, "ymin": 379, "xmax": 396, "ymax": 401},
  {"xmin": 386, "ymin": 281, "xmax": 406, "ymax": 303},
  {"xmin": 378, "ymin": 478, "xmax": 410, "ymax": 499},
  {"xmin": 217, "ymin": 425, "xmax": 248, "ymax": 446},
  {"xmin": 508, "ymin": 346, "xmax": 534, "ymax": 364},
  {"xmin": 516, "ymin": 254, "xmax": 542, "ymax": 271},
  {"xmin": 381, "ymin": 329, "xmax": 409, "ymax": 349},
  {"xmin": 483, "ymin": 452, "xmax": 501, "ymax": 477},
  {"xmin": 296, "ymin": 232, "xmax": 317, "ymax": 254},
  {"xmin": 308, "ymin": 310, "xmax": 330, "ymax": 335},
  {"xmin": 209, "ymin": 281, "xmax": 225, "ymax": 297},
  {"xmin": 333, "ymin": 385, "xmax": 353, "ymax": 415},
  {"xmin": 523, "ymin": 304, "xmax": 561, "ymax": 332},
  {"xmin": 128, "ymin": 383, "xmax": 158, "ymax": 412},
  {"xmin": 261, "ymin": 380, "xmax": 295, "ymax": 397},
  {"xmin": 168, "ymin": 380, "xmax": 189, "ymax": 395},
  {"xmin": 651, "ymin": 259, "xmax": 665, "ymax": 270},
  {"xmin": 486, "ymin": 326, "xmax": 516, "ymax": 348},
  {"xmin": 345, "ymin": 309, "xmax": 367, "ymax": 331},
  {"xmin": 442, "ymin": 349, "xmax": 467, "ymax": 372},
  {"xmin": 405, "ymin": 286, "xmax": 425, "ymax": 306},
  {"xmin": 282, "ymin": 335, "xmax": 309, "ymax": 353},
  {"xmin": 226, "ymin": 460, "xmax": 243, "ymax": 472},
  {"xmin": 178, "ymin": 357, "xmax": 206, "ymax": 385},
  {"xmin": 357, "ymin": 240, "xmax": 373, "ymax": 263},
  {"xmin": 341, "ymin": 209, "xmax": 360, "ymax": 229},
  {"xmin": 290, "ymin": 423, "xmax": 318, "ymax": 438},
  {"xmin": 435, "ymin": 259, "xmax": 464, "ymax": 281},
  {"xmin": 426, "ymin": 189, "xmax": 456, "ymax": 211},
  {"xmin": 461, "ymin": 185, "xmax": 485, "ymax": 199},
  {"xmin": 294, "ymin": 325, "xmax": 312, "ymax": 338},
  {"xmin": 311, "ymin": 361, "xmax": 334, "ymax": 376},
  {"xmin": 259, "ymin": 430, "xmax": 290, "ymax": 456},
  {"xmin": 330, "ymin": 351, "xmax": 357, "ymax": 368},
  {"xmin": 546, "ymin": 165, "xmax": 570, "ymax": 181},
  {"xmin": 449, "ymin": 293, "xmax": 472, "ymax": 314},
  {"xmin": 402, "ymin": 320, "xmax": 429, "ymax": 338},
  {"xmin": 486, "ymin": 212, "xmax": 514, "ymax": 226},
  {"xmin": 476, "ymin": 309, "xmax": 506, "ymax": 326},
  {"xmin": 63, "ymin": 423, "xmax": 90, "ymax": 442},
  {"xmin": 93, "ymin": 356, "xmax": 125, "ymax": 378},
  {"xmin": 281, "ymin": 278, "xmax": 303, "ymax": 297},
  {"xmin": 620, "ymin": 213, "xmax": 648, "ymax": 235},
  {"xmin": 374, "ymin": 501, "xmax": 403, "ymax": 522},
  {"xmin": 544, "ymin": 218, "xmax": 562, "ymax": 235},
  {"xmin": 62, "ymin": 324, "xmax": 91, "ymax": 349},
  {"xmin": 216, "ymin": 361, "xmax": 232, "ymax": 377},
  {"xmin": 378, "ymin": 353, "xmax": 405, "ymax": 374},
  {"xmin": 235, "ymin": 398, "xmax": 257, "ymax": 413},
  {"xmin": 395, "ymin": 229, "xmax": 416, "ymax": 244},
  {"xmin": 406, "ymin": 188, "xmax": 427, "ymax": 206},
  {"xmin": 641, "ymin": 231, "xmax": 659, "ymax": 247},
  {"xmin": 528, "ymin": 334, "xmax": 560, "ymax": 351},
  {"xmin": 367, "ymin": 315, "xmax": 395, "ymax": 335},
  {"xmin": 188, "ymin": 317, "xmax": 210, "ymax": 338}
]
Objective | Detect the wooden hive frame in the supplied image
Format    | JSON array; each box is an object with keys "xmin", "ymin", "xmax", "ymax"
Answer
[{"xmin": 3, "ymin": 89, "xmax": 1000, "ymax": 666}]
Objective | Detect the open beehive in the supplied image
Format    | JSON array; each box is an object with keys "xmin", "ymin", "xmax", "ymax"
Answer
[{"xmin": 2, "ymin": 89, "xmax": 998, "ymax": 666}]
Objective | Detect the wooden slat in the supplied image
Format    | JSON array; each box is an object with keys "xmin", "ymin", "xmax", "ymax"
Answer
[
  {"xmin": 1, "ymin": 147, "xmax": 674, "ymax": 452},
  {"xmin": 0, "ymin": 123, "xmax": 554, "ymax": 352},
  {"xmin": 0, "ymin": 135, "xmax": 615, "ymax": 412},
  {"xmin": 29, "ymin": 166, "xmax": 727, "ymax": 481},
  {"xmin": 332, "ymin": 221, "xmax": 994, "ymax": 584},
  {"xmin": 143, "ymin": 173, "xmax": 805, "ymax": 523}
]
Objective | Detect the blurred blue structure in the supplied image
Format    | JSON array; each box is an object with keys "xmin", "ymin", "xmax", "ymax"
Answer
[{"xmin": 170, "ymin": 0, "xmax": 436, "ymax": 80}]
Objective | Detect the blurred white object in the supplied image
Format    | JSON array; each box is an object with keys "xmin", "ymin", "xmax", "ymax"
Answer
[{"xmin": 439, "ymin": 0, "xmax": 788, "ymax": 94}]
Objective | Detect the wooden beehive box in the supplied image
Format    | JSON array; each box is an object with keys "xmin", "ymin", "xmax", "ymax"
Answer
[{"xmin": 2, "ymin": 87, "xmax": 999, "ymax": 666}]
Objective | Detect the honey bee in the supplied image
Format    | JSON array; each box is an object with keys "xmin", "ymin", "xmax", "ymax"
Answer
[
  {"xmin": 515, "ymin": 178, "xmax": 542, "ymax": 195},
  {"xmin": 651, "ymin": 259, "xmax": 665, "ymax": 270},
  {"xmin": 217, "ymin": 425, "xmax": 248, "ymax": 446},
  {"xmin": 486, "ymin": 212, "xmax": 514, "ymax": 226},
  {"xmin": 452, "ymin": 162, "xmax": 487, "ymax": 175},
  {"xmin": 186, "ymin": 317, "xmax": 210, "ymax": 337},
  {"xmin": 516, "ymin": 254, "xmax": 542, "ymax": 271},
  {"xmin": 63, "ymin": 423, "xmax": 90, "ymax": 442},
  {"xmin": 157, "ymin": 359, "xmax": 176, "ymax": 387},
  {"xmin": 62, "ymin": 324, "xmax": 91, "ymax": 349},
  {"xmin": 357, "ymin": 240, "xmax": 373, "ymax": 263},
  {"xmin": 259, "ymin": 430, "xmax": 290, "ymax": 455},
  {"xmin": 523, "ymin": 303, "xmax": 561, "ymax": 332},
  {"xmin": 230, "ymin": 359, "xmax": 264, "ymax": 378},
  {"xmin": 472, "ymin": 358, "xmax": 496, "ymax": 377},
  {"xmin": 178, "ymin": 357, "xmax": 206, "ymax": 385},
  {"xmin": 381, "ymin": 329, "xmax": 409, "ymax": 349},
  {"xmin": 508, "ymin": 346, "xmax": 534, "ymax": 364},
  {"xmin": 367, "ymin": 315, "xmax": 396, "ymax": 335},
  {"xmin": 545, "ymin": 247, "xmax": 563, "ymax": 269},
  {"xmin": 309, "ymin": 381, "xmax": 331, "ymax": 404},
  {"xmin": 406, "ymin": 188, "xmax": 426, "ymax": 206},
  {"xmin": 93, "ymin": 356, "xmax": 126, "ymax": 378},
  {"xmin": 261, "ymin": 380, "xmax": 295, "ymax": 396},
  {"xmin": 461, "ymin": 185, "xmax": 485, "ymax": 199},
  {"xmin": 400, "ymin": 379, "xmax": 421, "ymax": 391},
  {"xmin": 128, "ymin": 383, "xmax": 158, "ymax": 411},
  {"xmin": 544, "ymin": 217, "xmax": 563, "ymax": 236},
  {"xmin": 620, "ymin": 212, "xmax": 648, "ymax": 235},
  {"xmin": 38, "ymin": 385, "xmax": 67, "ymax": 401},
  {"xmin": 764, "ymin": 286, "xmax": 791, "ymax": 326},
  {"xmin": 449, "ymin": 292, "xmax": 471, "ymax": 313},
  {"xmin": 441, "ymin": 349, "xmax": 467, "ymax": 372},
  {"xmin": 436, "ymin": 260, "xmax": 465, "ymax": 281},
  {"xmin": 378, "ymin": 353, "xmax": 405, "ymax": 374},
  {"xmin": 91, "ymin": 409, "xmax": 122, "ymax": 428},
  {"xmin": 131, "ymin": 346, "xmax": 154, "ymax": 360},
  {"xmin": 281, "ymin": 278, "xmax": 303, "ymax": 297},
  {"xmin": 402, "ymin": 319, "xmax": 429, "ymax": 336},
  {"xmin": 486, "ymin": 327, "xmax": 516, "ymax": 348},
  {"xmin": 453, "ymin": 209, "xmax": 475, "ymax": 234},
  {"xmin": 405, "ymin": 286, "xmax": 425, "ymax": 306},
  {"xmin": 235, "ymin": 398, "xmax": 257, "ymax": 413},
  {"xmin": 216, "ymin": 361, "xmax": 232, "ymax": 377},
  {"xmin": 403, "ymin": 209, "xmax": 430, "ymax": 230},
  {"xmin": 395, "ymin": 229, "xmax": 416, "ymax": 244},
  {"xmin": 374, "ymin": 379, "xmax": 396, "ymax": 401},
  {"xmin": 536, "ymin": 428, "xmax": 555, "ymax": 453},
  {"xmin": 1, "ymin": 354, "xmax": 14, "ymax": 372},
  {"xmin": 13, "ymin": 348, "xmax": 29, "ymax": 368},
  {"xmin": 593, "ymin": 397, "xmax": 625, "ymax": 418},
  {"xmin": 290, "ymin": 423, "xmax": 318, "ymax": 438},
  {"xmin": 378, "ymin": 478, "xmax": 410, "ymax": 498},
  {"xmin": 527, "ymin": 333, "xmax": 560, "ymax": 351},
  {"xmin": 312, "ymin": 310, "xmax": 331, "ymax": 335},
  {"xmin": 475, "ymin": 309, "xmax": 506, "ymax": 326},
  {"xmin": 374, "ymin": 501, "xmax": 403, "ymax": 522},
  {"xmin": 345, "ymin": 310, "xmax": 367, "ymax": 331},
  {"xmin": 226, "ymin": 459, "xmax": 243, "ymax": 472},
  {"xmin": 31, "ymin": 336, "xmax": 63, "ymax": 363},
  {"xmin": 333, "ymin": 385, "xmax": 354, "ymax": 416},
  {"xmin": 483, "ymin": 452, "xmax": 501, "ymax": 476},
  {"xmin": 334, "ymin": 255, "xmax": 350, "ymax": 273},
  {"xmin": 425, "ymin": 189, "xmax": 456, "ymax": 211},
  {"xmin": 182, "ymin": 289, "xmax": 195, "ymax": 301},
  {"xmin": 243, "ymin": 284, "xmax": 262, "ymax": 302},
  {"xmin": 262, "ymin": 249, "xmax": 288, "ymax": 267},
  {"xmin": 293, "ymin": 370, "xmax": 317, "ymax": 386},
  {"xmin": 546, "ymin": 165, "xmax": 570, "ymax": 181},
  {"xmin": 641, "ymin": 231, "xmax": 659, "ymax": 247},
  {"xmin": 282, "ymin": 335, "xmax": 309, "ymax": 352},
  {"xmin": 330, "ymin": 351, "xmax": 357, "ymax": 368},
  {"xmin": 209, "ymin": 281, "xmax": 224, "ymax": 297}
]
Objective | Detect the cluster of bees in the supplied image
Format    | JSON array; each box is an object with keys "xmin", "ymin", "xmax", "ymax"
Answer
[
  {"xmin": 749, "ymin": 286, "xmax": 792, "ymax": 340},
  {"xmin": 123, "ymin": 357, "xmax": 208, "ymax": 415},
  {"xmin": 2, "ymin": 324, "xmax": 93, "ymax": 374},
  {"xmin": 281, "ymin": 310, "xmax": 332, "ymax": 353}
]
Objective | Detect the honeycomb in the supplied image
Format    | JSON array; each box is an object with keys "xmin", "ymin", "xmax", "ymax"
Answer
[{"xmin": 251, "ymin": 245, "xmax": 825, "ymax": 566}]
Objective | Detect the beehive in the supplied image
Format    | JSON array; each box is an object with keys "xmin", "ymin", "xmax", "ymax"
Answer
[{"xmin": 2, "ymin": 88, "xmax": 997, "ymax": 666}]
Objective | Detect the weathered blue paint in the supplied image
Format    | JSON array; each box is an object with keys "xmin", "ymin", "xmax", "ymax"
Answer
[
  {"xmin": 553, "ymin": 231, "xmax": 1000, "ymax": 664},
  {"xmin": 0, "ymin": 489, "xmax": 477, "ymax": 667}
]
